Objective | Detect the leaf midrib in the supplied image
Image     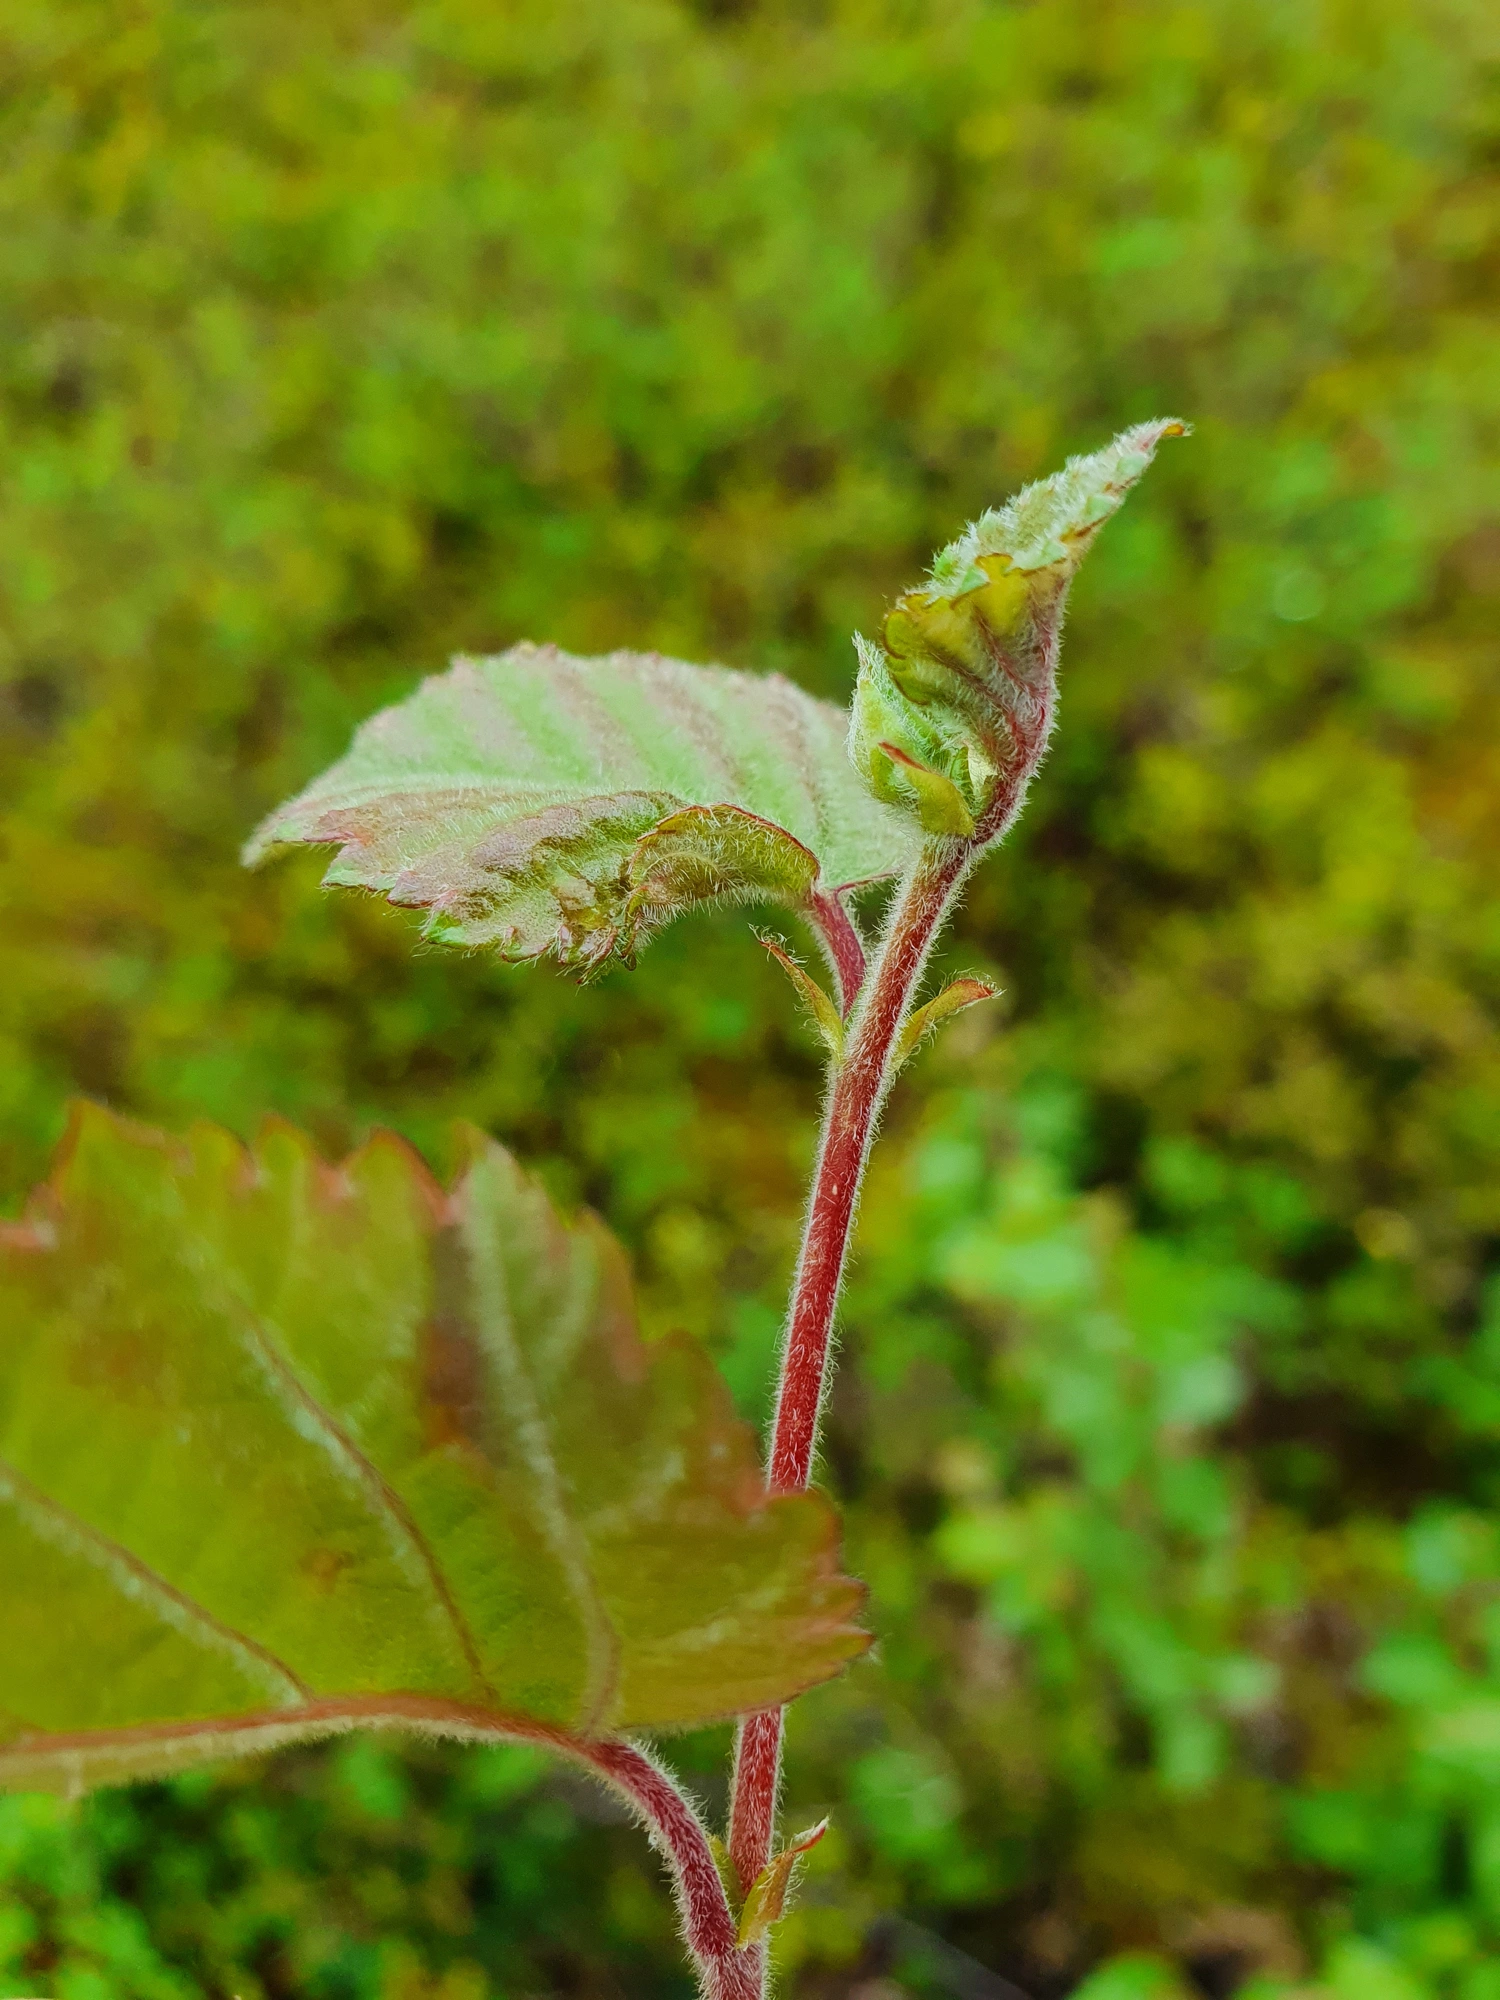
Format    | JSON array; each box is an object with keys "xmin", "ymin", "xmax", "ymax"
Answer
[
  {"xmin": 457, "ymin": 1187, "xmax": 622, "ymax": 1737},
  {"xmin": 238, "ymin": 1311, "xmax": 496, "ymax": 1703}
]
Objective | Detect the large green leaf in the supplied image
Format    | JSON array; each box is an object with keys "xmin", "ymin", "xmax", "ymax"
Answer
[
  {"xmin": 0, "ymin": 1106, "xmax": 866, "ymax": 1792},
  {"xmin": 245, "ymin": 644, "xmax": 919, "ymax": 970}
]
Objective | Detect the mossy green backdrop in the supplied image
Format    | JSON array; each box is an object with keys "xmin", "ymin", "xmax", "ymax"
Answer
[{"xmin": 3, "ymin": 0, "xmax": 1499, "ymax": 1995}]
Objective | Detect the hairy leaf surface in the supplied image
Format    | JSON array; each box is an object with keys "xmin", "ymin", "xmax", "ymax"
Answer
[
  {"xmin": 0, "ymin": 1107, "xmax": 866, "ymax": 1793},
  {"xmin": 246, "ymin": 644, "xmax": 917, "ymax": 968},
  {"xmin": 850, "ymin": 421, "xmax": 1188, "ymax": 835}
]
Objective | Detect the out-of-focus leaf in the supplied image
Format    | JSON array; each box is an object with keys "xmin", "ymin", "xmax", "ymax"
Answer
[
  {"xmin": 245, "ymin": 644, "xmax": 917, "ymax": 971},
  {"xmin": 1068, "ymin": 1953, "xmax": 1196, "ymax": 2000},
  {"xmin": 0, "ymin": 1105, "xmax": 867, "ymax": 1793}
]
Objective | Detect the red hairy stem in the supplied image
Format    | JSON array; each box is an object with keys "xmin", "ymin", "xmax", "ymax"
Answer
[
  {"xmin": 582, "ymin": 1736, "xmax": 757, "ymax": 2000},
  {"xmin": 806, "ymin": 887, "xmax": 867, "ymax": 1015},
  {"xmin": 772, "ymin": 847, "xmax": 971, "ymax": 1493},
  {"xmin": 727, "ymin": 1706, "xmax": 783, "ymax": 1931},
  {"xmin": 64, "ymin": 1696, "xmax": 757, "ymax": 1998},
  {"xmin": 727, "ymin": 839, "xmax": 974, "ymax": 1900}
]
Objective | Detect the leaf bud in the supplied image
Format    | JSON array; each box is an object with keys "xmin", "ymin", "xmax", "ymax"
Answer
[{"xmin": 849, "ymin": 419, "xmax": 1188, "ymax": 843}]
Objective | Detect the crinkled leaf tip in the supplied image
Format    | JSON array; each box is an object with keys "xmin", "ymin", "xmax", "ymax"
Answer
[
  {"xmin": 926, "ymin": 418, "xmax": 1191, "ymax": 594},
  {"xmin": 850, "ymin": 420, "xmax": 1189, "ymax": 842}
]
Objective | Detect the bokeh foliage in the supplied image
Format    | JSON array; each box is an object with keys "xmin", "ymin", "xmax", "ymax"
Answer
[{"xmin": 1, "ymin": 0, "xmax": 1498, "ymax": 1994}]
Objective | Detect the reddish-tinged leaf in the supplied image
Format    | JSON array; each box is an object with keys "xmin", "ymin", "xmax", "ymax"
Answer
[{"xmin": 0, "ymin": 1107, "xmax": 868, "ymax": 1794}]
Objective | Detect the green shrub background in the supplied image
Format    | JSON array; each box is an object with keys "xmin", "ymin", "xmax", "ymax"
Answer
[{"xmin": 3, "ymin": 0, "xmax": 1499, "ymax": 1994}]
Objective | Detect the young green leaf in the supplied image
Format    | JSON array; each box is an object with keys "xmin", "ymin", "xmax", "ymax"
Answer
[
  {"xmin": 708, "ymin": 1832, "xmax": 743, "ymax": 1915},
  {"xmin": 757, "ymin": 933, "xmax": 845, "ymax": 1059},
  {"xmin": 894, "ymin": 977, "xmax": 1000, "ymax": 1070},
  {"xmin": 0, "ymin": 1106, "xmax": 867, "ymax": 1794},
  {"xmin": 872, "ymin": 739, "xmax": 976, "ymax": 839},
  {"xmin": 736, "ymin": 1819, "xmax": 828, "ymax": 1948},
  {"xmin": 245, "ymin": 643, "xmax": 917, "ymax": 973},
  {"xmin": 850, "ymin": 420, "xmax": 1188, "ymax": 840}
]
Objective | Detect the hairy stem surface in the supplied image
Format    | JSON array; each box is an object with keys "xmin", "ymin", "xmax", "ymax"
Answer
[
  {"xmin": 583, "ymin": 1735, "xmax": 757, "ymax": 2000},
  {"xmin": 806, "ymin": 887, "xmax": 867, "ymax": 1014},
  {"xmin": 727, "ymin": 837, "xmax": 975, "ymax": 1917}
]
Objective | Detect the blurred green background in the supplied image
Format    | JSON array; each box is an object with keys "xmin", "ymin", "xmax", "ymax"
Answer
[{"xmin": 2, "ymin": 0, "xmax": 1499, "ymax": 1994}]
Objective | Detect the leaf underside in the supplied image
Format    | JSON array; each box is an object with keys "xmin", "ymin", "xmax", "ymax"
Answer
[
  {"xmin": 245, "ymin": 644, "xmax": 918, "ymax": 969},
  {"xmin": 0, "ymin": 1106, "xmax": 867, "ymax": 1794}
]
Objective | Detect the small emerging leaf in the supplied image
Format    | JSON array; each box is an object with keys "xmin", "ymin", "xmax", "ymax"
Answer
[
  {"xmin": 0, "ymin": 1107, "xmax": 868, "ymax": 1794},
  {"xmin": 246, "ymin": 644, "xmax": 918, "ymax": 974},
  {"xmin": 874, "ymin": 740, "xmax": 976, "ymax": 839},
  {"xmin": 757, "ymin": 934, "xmax": 844, "ymax": 1059},
  {"xmin": 850, "ymin": 421, "xmax": 1188, "ymax": 840},
  {"xmin": 895, "ymin": 978, "xmax": 1000, "ymax": 1069},
  {"xmin": 736, "ymin": 1819, "xmax": 828, "ymax": 1947}
]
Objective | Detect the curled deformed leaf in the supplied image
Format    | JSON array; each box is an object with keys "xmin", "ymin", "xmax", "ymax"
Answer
[
  {"xmin": 894, "ymin": 977, "xmax": 1000, "ymax": 1070},
  {"xmin": 0, "ymin": 1106, "xmax": 868, "ymax": 1794},
  {"xmin": 627, "ymin": 805, "xmax": 821, "ymax": 932},
  {"xmin": 850, "ymin": 420, "xmax": 1188, "ymax": 839},
  {"xmin": 756, "ymin": 934, "xmax": 844, "ymax": 1060},
  {"xmin": 736, "ymin": 1819, "xmax": 828, "ymax": 1947},
  {"xmin": 246, "ymin": 643, "xmax": 918, "ymax": 973}
]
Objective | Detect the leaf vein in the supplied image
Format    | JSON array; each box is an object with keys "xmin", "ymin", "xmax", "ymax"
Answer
[
  {"xmin": 236, "ymin": 1315, "xmax": 495, "ymax": 1702},
  {"xmin": 0, "ymin": 1453, "xmax": 311, "ymax": 1705},
  {"xmin": 458, "ymin": 1188, "xmax": 622, "ymax": 1737}
]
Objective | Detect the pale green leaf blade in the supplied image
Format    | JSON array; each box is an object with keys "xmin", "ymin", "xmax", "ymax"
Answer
[
  {"xmin": 0, "ymin": 1106, "xmax": 867, "ymax": 1793},
  {"xmin": 245, "ymin": 643, "xmax": 918, "ymax": 967}
]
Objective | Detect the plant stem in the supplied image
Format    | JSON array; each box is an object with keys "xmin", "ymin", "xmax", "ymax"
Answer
[
  {"xmin": 727, "ymin": 836, "xmax": 975, "ymax": 1914},
  {"xmin": 100, "ymin": 1696, "xmax": 757, "ymax": 2000},
  {"xmin": 580, "ymin": 1735, "xmax": 758, "ymax": 2000},
  {"xmin": 806, "ymin": 887, "xmax": 867, "ymax": 1014}
]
